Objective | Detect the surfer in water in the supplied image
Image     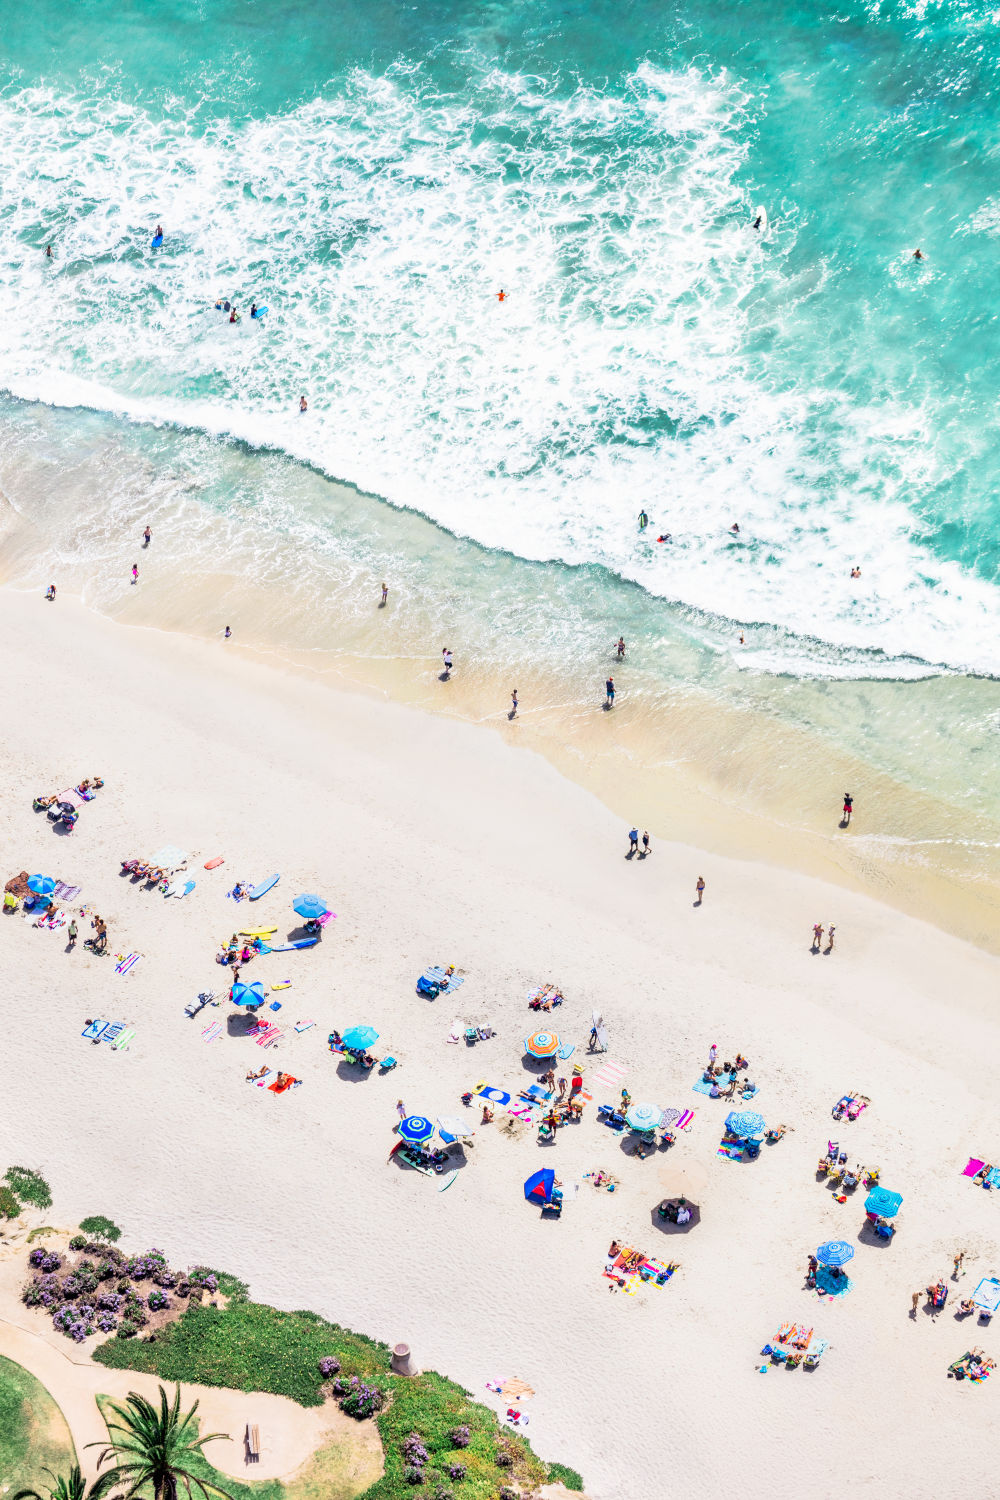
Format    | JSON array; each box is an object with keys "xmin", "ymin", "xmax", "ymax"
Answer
[
  {"xmin": 912, "ymin": 248, "xmax": 924, "ymax": 260},
  {"xmin": 299, "ymin": 395, "xmax": 308, "ymax": 413},
  {"xmin": 753, "ymin": 212, "xmax": 764, "ymax": 230},
  {"xmin": 730, "ymin": 522, "xmax": 740, "ymax": 535},
  {"xmin": 229, "ymin": 306, "xmax": 240, "ymax": 324},
  {"xmin": 656, "ymin": 534, "xmax": 672, "ymax": 543},
  {"xmin": 638, "ymin": 510, "xmax": 649, "ymax": 531},
  {"xmin": 45, "ymin": 244, "xmax": 53, "ymax": 259},
  {"xmin": 250, "ymin": 303, "xmax": 257, "ymax": 319}
]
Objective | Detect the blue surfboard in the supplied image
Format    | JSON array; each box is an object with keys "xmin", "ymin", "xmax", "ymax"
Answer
[
  {"xmin": 249, "ymin": 873, "xmax": 280, "ymax": 901},
  {"xmin": 268, "ymin": 938, "xmax": 319, "ymax": 952},
  {"xmin": 151, "ymin": 234, "xmax": 163, "ymax": 249},
  {"xmin": 251, "ymin": 306, "xmax": 268, "ymax": 319}
]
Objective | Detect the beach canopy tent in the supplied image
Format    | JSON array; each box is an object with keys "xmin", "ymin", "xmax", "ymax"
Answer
[
  {"xmin": 150, "ymin": 845, "xmax": 188, "ymax": 871},
  {"xmin": 437, "ymin": 1115, "xmax": 472, "ymax": 1141},
  {"xmin": 524, "ymin": 1168, "xmax": 556, "ymax": 1204},
  {"xmin": 524, "ymin": 1031, "xmax": 561, "ymax": 1059},
  {"xmin": 231, "ymin": 981, "xmax": 266, "ymax": 1008},
  {"xmin": 865, "ymin": 1187, "xmax": 903, "ymax": 1218},
  {"xmin": 816, "ymin": 1240, "xmax": 855, "ymax": 1268},
  {"xmin": 725, "ymin": 1109, "xmax": 766, "ymax": 1139},
  {"xmin": 292, "ymin": 893, "xmax": 329, "ymax": 920},
  {"xmin": 341, "ymin": 1025, "xmax": 379, "ymax": 1052},
  {"xmin": 626, "ymin": 1102, "xmax": 661, "ymax": 1133},
  {"xmin": 399, "ymin": 1115, "xmax": 434, "ymax": 1145},
  {"xmin": 972, "ymin": 1277, "xmax": 1000, "ymax": 1315},
  {"xmin": 27, "ymin": 874, "xmax": 56, "ymax": 897}
]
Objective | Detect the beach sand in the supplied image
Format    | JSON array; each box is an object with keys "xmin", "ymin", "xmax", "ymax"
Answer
[{"xmin": 2, "ymin": 587, "xmax": 999, "ymax": 1500}]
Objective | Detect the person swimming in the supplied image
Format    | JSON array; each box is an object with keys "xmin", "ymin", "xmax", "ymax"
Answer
[{"xmin": 656, "ymin": 533, "xmax": 671, "ymax": 543}]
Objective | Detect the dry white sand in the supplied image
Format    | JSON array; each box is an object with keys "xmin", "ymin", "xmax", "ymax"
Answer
[{"xmin": 2, "ymin": 588, "xmax": 1000, "ymax": 1500}]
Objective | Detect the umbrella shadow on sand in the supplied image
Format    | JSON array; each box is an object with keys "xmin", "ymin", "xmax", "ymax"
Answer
[
  {"xmin": 651, "ymin": 1203, "xmax": 701, "ymax": 1235},
  {"xmin": 227, "ymin": 1011, "xmax": 264, "ymax": 1037}
]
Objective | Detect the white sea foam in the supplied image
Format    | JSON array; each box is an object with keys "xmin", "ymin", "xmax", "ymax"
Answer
[{"xmin": 0, "ymin": 63, "xmax": 998, "ymax": 675}]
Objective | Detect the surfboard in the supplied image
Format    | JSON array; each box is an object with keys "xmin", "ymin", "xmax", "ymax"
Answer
[
  {"xmin": 249, "ymin": 874, "xmax": 280, "ymax": 900},
  {"xmin": 163, "ymin": 880, "xmax": 180, "ymax": 897},
  {"xmin": 751, "ymin": 205, "xmax": 767, "ymax": 233},
  {"xmin": 204, "ymin": 856, "xmax": 224, "ymax": 870},
  {"xmin": 176, "ymin": 880, "xmax": 195, "ymax": 898},
  {"xmin": 268, "ymin": 938, "xmax": 320, "ymax": 953},
  {"xmin": 239, "ymin": 927, "xmax": 277, "ymax": 937},
  {"xmin": 151, "ymin": 234, "xmax": 163, "ymax": 249},
  {"xmin": 251, "ymin": 306, "xmax": 268, "ymax": 319}
]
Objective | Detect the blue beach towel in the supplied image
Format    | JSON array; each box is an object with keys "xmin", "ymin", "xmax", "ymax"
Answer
[
  {"xmin": 692, "ymin": 1077, "xmax": 717, "ymax": 1096},
  {"xmin": 82, "ymin": 1019, "xmax": 107, "ymax": 1040},
  {"xmin": 816, "ymin": 1263, "xmax": 853, "ymax": 1298},
  {"xmin": 422, "ymin": 966, "xmax": 465, "ymax": 991}
]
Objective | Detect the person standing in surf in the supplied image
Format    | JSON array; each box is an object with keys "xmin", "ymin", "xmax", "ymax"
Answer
[
  {"xmin": 131, "ymin": 564, "xmax": 139, "ymax": 585},
  {"xmin": 605, "ymin": 676, "xmax": 615, "ymax": 707},
  {"xmin": 142, "ymin": 525, "xmax": 151, "ymax": 547},
  {"xmin": 638, "ymin": 510, "xmax": 648, "ymax": 531},
  {"xmin": 842, "ymin": 793, "xmax": 853, "ymax": 826}
]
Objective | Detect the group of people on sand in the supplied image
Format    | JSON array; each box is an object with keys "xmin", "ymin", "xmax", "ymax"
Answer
[
  {"xmin": 219, "ymin": 932, "xmax": 264, "ymax": 967},
  {"xmin": 120, "ymin": 858, "xmax": 171, "ymax": 885},
  {"xmin": 83, "ymin": 913, "xmax": 108, "ymax": 953},
  {"xmin": 702, "ymin": 1045, "xmax": 754, "ymax": 1099}
]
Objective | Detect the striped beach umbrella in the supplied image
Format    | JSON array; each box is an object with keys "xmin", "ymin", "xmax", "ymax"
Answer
[
  {"xmin": 816, "ymin": 1239, "xmax": 855, "ymax": 1268},
  {"xmin": 524, "ymin": 1031, "xmax": 561, "ymax": 1059},
  {"xmin": 399, "ymin": 1115, "xmax": 434, "ymax": 1145},
  {"xmin": 865, "ymin": 1187, "xmax": 903, "ymax": 1218},
  {"xmin": 625, "ymin": 1102, "xmax": 661, "ymax": 1132},
  {"xmin": 725, "ymin": 1109, "xmax": 766, "ymax": 1139}
]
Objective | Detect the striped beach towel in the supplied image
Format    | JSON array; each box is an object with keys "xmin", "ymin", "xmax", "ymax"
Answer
[
  {"xmin": 255, "ymin": 1025, "xmax": 282, "ymax": 1047},
  {"xmin": 115, "ymin": 952, "xmax": 141, "ymax": 976},
  {"xmin": 592, "ymin": 1059, "xmax": 627, "ymax": 1089},
  {"xmin": 111, "ymin": 1028, "xmax": 135, "ymax": 1052},
  {"xmin": 102, "ymin": 1022, "xmax": 125, "ymax": 1046},
  {"xmin": 201, "ymin": 1021, "xmax": 223, "ymax": 1044},
  {"xmin": 293, "ymin": 1019, "xmax": 315, "ymax": 1032}
]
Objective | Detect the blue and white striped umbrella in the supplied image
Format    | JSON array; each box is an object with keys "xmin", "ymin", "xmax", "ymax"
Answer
[
  {"xmin": 399, "ymin": 1115, "xmax": 434, "ymax": 1145},
  {"xmin": 816, "ymin": 1239, "xmax": 855, "ymax": 1268},
  {"xmin": 626, "ymin": 1102, "xmax": 661, "ymax": 1132},
  {"xmin": 725, "ymin": 1109, "xmax": 766, "ymax": 1139}
]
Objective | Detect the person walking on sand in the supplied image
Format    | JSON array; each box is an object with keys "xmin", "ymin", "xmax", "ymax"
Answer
[
  {"xmin": 628, "ymin": 827, "xmax": 639, "ymax": 856},
  {"xmin": 224, "ymin": 625, "xmax": 232, "ymax": 639},
  {"xmin": 380, "ymin": 582, "xmax": 388, "ymax": 606},
  {"xmin": 812, "ymin": 922, "xmax": 823, "ymax": 951},
  {"xmin": 396, "ymin": 1099, "xmax": 407, "ymax": 1123},
  {"xmin": 510, "ymin": 688, "xmax": 518, "ymax": 718},
  {"xmin": 911, "ymin": 1291, "xmax": 920, "ymax": 1314},
  {"xmin": 695, "ymin": 876, "xmax": 705, "ymax": 904},
  {"xmin": 825, "ymin": 924, "xmax": 836, "ymax": 952},
  {"xmin": 617, "ymin": 635, "xmax": 626, "ymax": 658},
  {"xmin": 641, "ymin": 830, "xmax": 651, "ymax": 856},
  {"xmin": 67, "ymin": 918, "xmax": 78, "ymax": 948},
  {"xmin": 953, "ymin": 1250, "xmax": 966, "ymax": 1279},
  {"xmin": 45, "ymin": 583, "xmax": 56, "ymax": 601},
  {"xmin": 605, "ymin": 675, "xmax": 615, "ymax": 707},
  {"xmin": 842, "ymin": 792, "xmax": 853, "ymax": 826},
  {"xmin": 709, "ymin": 1043, "xmax": 718, "ymax": 1067},
  {"xmin": 131, "ymin": 563, "xmax": 139, "ymax": 584},
  {"xmin": 142, "ymin": 525, "xmax": 151, "ymax": 547},
  {"xmin": 442, "ymin": 647, "xmax": 453, "ymax": 676}
]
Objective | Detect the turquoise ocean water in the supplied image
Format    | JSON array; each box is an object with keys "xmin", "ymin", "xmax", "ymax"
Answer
[{"xmin": 2, "ymin": 0, "xmax": 1000, "ymax": 932}]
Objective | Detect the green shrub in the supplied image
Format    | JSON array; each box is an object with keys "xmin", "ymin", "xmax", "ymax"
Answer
[
  {"xmin": 4, "ymin": 1167, "xmax": 52, "ymax": 1209},
  {"xmin": 79, "ymin": 1215, "xmax": 122, "ymax": 1242},
  {"xmin": 547, "ymin": 1462, "xmax": 585, "ymax": 1491},
  {"xmin": 69, "ymin": 1235, "xmax": 87, "ymax": 1250},
  {"xmin": 189, "ymin": 1265, "xmax": 249, "ymax": 1301},
  {"xmin": 0, "ymin": 1187, "xmax": 21, "ymax": 1220}
]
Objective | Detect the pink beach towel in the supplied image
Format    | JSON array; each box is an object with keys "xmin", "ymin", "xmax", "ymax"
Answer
[
  {"xmin": 964, "ymin": 1158, "xmax": 985, "ymax": 1178},
  {"xmin": 592, "ymin": 1060, "xmax": 627, "ymax": 1089},
  {"xmin": 255, "ymin": 1026, "xmax": 282, "ymax": 1047},
  {"xmin": 675, "ymin": 1109, "xmax": 695, "ymax": 1131}
]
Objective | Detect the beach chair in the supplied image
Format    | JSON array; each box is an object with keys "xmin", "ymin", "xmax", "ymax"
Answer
[
  {"xmin": 379, "ymin": 1056, "xmax": 398, "ymax": 1072},
  {"xmin": 246, "ymin": 1422, "xmax": 260, "ymax": 1461},
  {"xmin": 803, "ymin": 1338, "xmax": 828, "ymax": 1368},
  {"xmin": 464, "ymin": 1027, "xmax": 478, "ymax": 1044},
  {"xmin": 744, "ymin": 1139, "xmax": 761, "ymax": 1160},
  {"xmin": 873, "ymin": 1220, "xmax": 895, "ymax": 1240}
]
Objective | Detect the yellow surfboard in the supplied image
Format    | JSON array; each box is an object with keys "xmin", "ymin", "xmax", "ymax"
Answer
[{"xmin": 239, "ymin": 926, "xmax": 277, "ymax": 937}]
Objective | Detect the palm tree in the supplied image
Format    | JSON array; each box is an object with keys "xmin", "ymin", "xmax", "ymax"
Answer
[
  {"xmin": 87, "ymin": 1384, "xmax": 235, "ymax": 1500},
  {"xmin": 14, "ymin": 1465, "xmax": 97, "ymax": 1500}
]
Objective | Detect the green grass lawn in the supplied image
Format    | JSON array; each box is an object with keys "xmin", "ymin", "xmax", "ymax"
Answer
[
  {"xmin": 94, "ymin": 1299, "xmax": 583, "ymax": 1497},
  {"xmin": 0, "ymin": 1353, "xmax": 77, "ymax": 1490}
]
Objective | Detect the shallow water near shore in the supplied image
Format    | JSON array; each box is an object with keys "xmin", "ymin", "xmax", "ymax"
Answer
[{"xmin": 2, "ymin": 395, "xmax": 1000, "ymax": 951}]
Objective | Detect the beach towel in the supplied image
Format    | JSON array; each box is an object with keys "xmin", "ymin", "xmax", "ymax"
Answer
[
  {"xmin": 102, "ymin": 1022, "xmax": 125, "ymax": 1046},
  {"xmin": 82, "ymin": 1019, "xmax": 107, "ymax": 1040},
  {"xmin": 964, "ymin": 1158, "xmax": 986, "ymax": 1178},
  {"xmin": 318, "ymin": 910, "xmax": 335, "ymax": 925},
  {"xmin": 294, "ymin": 1020, "xmax": 315, "ymax": 1032},
  {"xmin": 987, "ymin": 1168, "xmax": 1000, "ymax": 1190},
  {"xmin": 717, "ymin": 1140, "xmax": 744, "ymax": 1161},
  {"xmin": 53, "ymin": 881, "xmax": 81, "ymax": 901},
  {"xmin": 111, "ymin": 1028, "xmax": 135, "ymax": 1052},
  {"xmin": 592, "ymin": 1059, "xmax": 627, "ymax": 1089},
  {"xmin": 423, "ymin": 966, "xmax": 465, "ymax": 991},
  {"xmin": 255, "ymin": 1026, "xmax": 282, "ymax": 1047},
  {"xmin": 815, "ymin": 1264, "xmax": 853, "ymax": 1299},
  {"xmin": 557, "ymin": 1043, "xmax": 575, "ymax": 1060},
  {"xmin": 115, "ymin": 952, "xmax": 140, "ymax": 977},
  {"xmin": 201, "ymin": 1021, "xmax": 223, "ymax": 1044},
  {"xmin": 673, "ymin": 1109, "xmax": 695, "ymax": 1131},
  {"xmin": 692, "ymin": 1076, "xmax": 718, "ymax": 1096},
  {"xmin": 268, "ymin": 1075, "xmax": 299, "ymax": 1093}
]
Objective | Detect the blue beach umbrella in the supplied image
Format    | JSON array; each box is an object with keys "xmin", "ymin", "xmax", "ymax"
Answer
[
  {"xmin": 725, "ymin": 1110, "xmax": 766, "ymax": 1139},
  {"xmin": 523, "ymin": 1168, "xmax": 555, "ymax": 1204},
  {"xmin": 293, "ymin": 893, "xmax": 329, "ymax": 920},
  {"xmin": 399, "ymin": 1115, "xmax": 434, "ymax": 1145},
  {"xmin": 626, "ymin": 1102, "xmax": 661, "ymax": 1132},
  {"xmin": 865, "ymin": 1187, "xmax": 903, "ymax": 1218},
  {"xmin": 816, "ymin": 1240, "xmax": 855, "ymax": 1268},
  {"xmin": 27, "ymin": 874, "xmax": 56, "ymax": 897},
  {"xmin": 341, "ymin": 1025, "xmax": 379, "ymax": 1052},
  {"xmin": 231, "ymin": 980, "xmax": 266, "ymax": 1008}
]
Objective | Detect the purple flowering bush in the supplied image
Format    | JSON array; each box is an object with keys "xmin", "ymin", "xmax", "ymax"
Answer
[
  {"xmin": 189, "ymin": 1270, "xmax": 218, "ymax": 1293},
  {"xmin": 155, "ymin": 1268, "xmax": 177, "ymax": 1288},
  {"xmin": 403, "ymin": 1469, "xmax": 424, "ymax": 1487},
  {"xmin": 402, "ymin": 1433, "xmax": 429, "ymax": 1467},
  {"xmin": 147, "ymin": 1289, "xmax": 170, "ymax": 1312},
  {"xmin": 447, "ymin": 1463, "xmax": 467, "ymax": 1480},
  {"xmin": 53, "ymin": 1303, "xmax": 94, "ymax": 1341},
  {"xmin": 498, "ymin": 1488, "xmax": 519, "ymax": 1500},
  {"xmin": 338, "ymin": 1375, "xmax": 386, "ymax": 1420},
  {"xmin": 98, "ymin": 1291, "xmax": 123, "ymax": 1312},
  {"xmin": 318, "ymin": 1356, "xmax": 341, "ymax": 1377},
  {"xmin": 449, "ymin": 1426, "xmax": 470, "ymax": 1449},
  {"xmin": 96, "ymin": 1312, "xmax": 118, "ymax": 1333},
  {"xmin": 28, "ymin": 1248, "xmax": 62, "ymax": 1273}
]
